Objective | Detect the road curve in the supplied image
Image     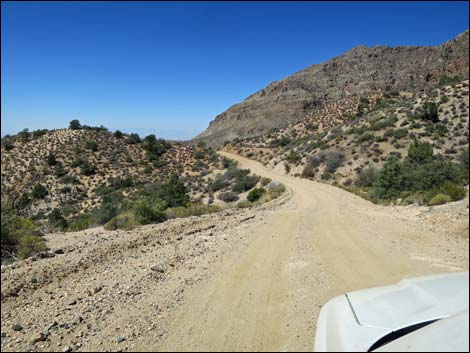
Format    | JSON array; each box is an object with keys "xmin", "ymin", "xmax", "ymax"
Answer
[{"xmin": 153, "ymin": 151, "xmax": 467, "ymax": 352}]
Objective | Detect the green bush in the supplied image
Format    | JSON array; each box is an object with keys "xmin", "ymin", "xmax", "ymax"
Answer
[
  {"xmin": 104, "ymin": 211, "xmax": 139, "ymax": 231},
  {"xmin": 232, "ymin": 174, "xmax": 259, "ymax": 193},
  {"xmin": 85, "ymin": 140, "xmax": 99, "ymax": 152},
  {"xmin": 247, "ymin": 187, "xmax": 266, "ymax": 203},
  {"xmin": 217, "ymin": 192, "xmax": 239, "ymax": 203},
  {"xmin": 355, "ymin": 166, "xmax": 378, "ymax": 187},
  {"xmin": 3, "ymin": 140, "xmax": 15, "ymax": 151},
  {"xmin": 69, "ymin": 119, "xmax": 81, "ymax": 130},
  {"xmin": 430, "ymin": 182, "xmax": 466, "ymax": 202},
  {"xmin": 47, "ymin": 152, "xmax": 58, "ymax": 166},
  {"xmin": 459, "ymin": 147, "xmax": 469, "ymax": 182},
  {"xmin": 358, "ymin": 132, "xmax": 375, "ymax": 143},
  {"xmin": 165, "ymin": 203, "xmax": 221, "ymax": 218},
  {"xmin": 437, "ymin": 74, "xmax": 463, "ymax": 87},
  {"xmin": 113, "ymin": 130, "xmax": 124, "ymax": 138},
  {"xmin": 222, "ymin": 157, "xmax": 237, "ymax": 168},
  {"xmin": 237, "ymin": 200, "xmax": 253, "ymax": 208},
  {"xmin": 369, "ymin": 141, "xmax": 466, "ymax": 201},
  {"xmin": 31, "ymin": 184, "xmax": 48, "ymax": 199},
  {"xmin": 260, "ymin": 177, "xmax": 271, "ymax": 186},
  {"xmin": 417, "ymin": 102, "xmax": 439, "ymax": 123},
  {"xmin": 68, "ymin": 214, "xmax": 93, "ymax": 232},
  {"xmin": 80, "ymin": 160, "xmax": 97, "ymax": 176},
  {"xmin": 407, "ymin": 140, "xmax": 434, "ymax": 164},
  {"xmin": 428, "ymin": 193, "xmax": 451, "ymax": 206},
  {"xmin": 1, "ymin": 205, "xmax": 46, "ymax": 259},
  {"xmin": 285, "ymin": 151, "xmax": 301, "ymax": 164},
  {"xmin": 94, "ymin": 193, "xmax": 123, "ymax": 224},
  {"xmin": 48, "ymin": 208, "xmax": 69, "ymax": 231},
  {"xmin": 209, "ymin": 176, "xmax": 230, "ymax": 192},
  {"xmin": 60, "ymin": 174, "xmax": 80, "ymax": 184},
  {"xmin": 270, "ymin": 136, "xmax": 291, "ymax": 147},
  {"xmin": 127, "ymin": 133, "xmax": 141, "ymax": 144},
  {"xmin": 152, "ymin": 175, "xmax": 189, "ymax": 208},
  {"xmin": 142, "ymin": 134, "xmax": 171, "ymax": 159},
  {"xmin": 17, "ymin": 193, "xmax": 32, "ymax": 209},
  {"xmin": 324, "ymin": 150, "xmax": 345, "ymax": 173},
  {"xmin": 18, "ymin": 235, "xmax": 47, "ymax": 259},
  {"xmin": 132, "ymin": 197, "xmax": 167, "ymax": 225}
]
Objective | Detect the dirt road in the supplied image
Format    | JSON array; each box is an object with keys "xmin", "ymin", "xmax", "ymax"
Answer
[
  {"xmin": 1, "ymin": 152, "xmax": 468, "ymax": 352},
  {"xmin": 153, "ymin": 152, "xmax": 468, "ymax": 351}
]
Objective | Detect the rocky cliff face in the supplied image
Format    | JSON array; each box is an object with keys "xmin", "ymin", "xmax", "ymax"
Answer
[{"xmin": 194, "ymin": 30, "xmax": 469, "ymax": 148}]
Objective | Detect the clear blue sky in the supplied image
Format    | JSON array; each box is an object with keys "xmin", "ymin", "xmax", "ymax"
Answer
[{"xmin": 2, "ymin": 1, "xmax": 468, "ymax": 140}]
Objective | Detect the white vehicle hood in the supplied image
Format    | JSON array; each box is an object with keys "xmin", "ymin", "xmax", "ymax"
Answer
[
  {"xmin": 347, "ymin": 272, "xmax": 469, "ymax": 330},
  {"xmin": 314, "ymin": 272, "xmax": 469, "ymax": 352}
]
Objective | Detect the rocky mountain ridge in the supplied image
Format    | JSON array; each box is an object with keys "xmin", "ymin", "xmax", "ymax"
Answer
[{"xmin": 194, "ymin": 30, "xmax": 469, "ymax": 148}]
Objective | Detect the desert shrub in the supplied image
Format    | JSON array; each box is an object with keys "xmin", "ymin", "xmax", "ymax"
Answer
[
  {"xmin": 428, "ymin": 193, "xmax": 452, "ymax": 206},
  {"xmin": 270, "ymin": 136, "xmax": 291, "ymax": 147},
  {"xmin": 113, "ymin": 130, "xmax": 124, "ymax": 138},
  {"xmin": 459, "ymin": 147, "xmax": 469, "ymax": 182},
  {"xmin": 93, "ymin": 193, "xmax": 123, "ymax": 224},
  {"xmin": 435, "ymin": 123, "xmax": 448, "ymax": 135},
  {"xmin": 80, "ymin": 160, "xmax": 97, "ymax": 176},
  {"xmin": 430, "ymin": 182, "xmax": 466, "ymax": 202},
  {"xmin": 68, "ymin": 214, "xmax": 93, "ymax": 232},
  {"xmin": 209, "ymin": 176, "xmax": 230, "ymax": 192},
  {"xmin": 259, "ymin": 183, "xmax": 286, "ymax": 203},
  {"xmin": 437, "ymin": 74, "xmax": 463, "ymax": 87},
  {"xmin": 165, "ymin": 203, "xmax": 221, "ymax": 218},
  {"xmin": 222, "ymin": 157, "xmax": 237, "ymax": 168},
  {"xmin": 31, "ymin": 184, "xmax": 48, "ymax": 199},
  {"xmin": 46, "ymin": 152, "xmax": 58, "ymax": 166},
  {"xmin": 237, "ymin": 200, "xmax": 253, "ymax": 208},
  {"xmin": 85, "ymin": 140, "xmax": 99, "ymax": 152},
  {"xmin": 369, "ymin": 141, "xmax": 465, "ymax": 201},
  {"xmin": 18, "ymin": 128, "xmax": 30, "ymax": 143},
  {"xmin": 324, "ymin": 150, "xmax": 345, "ymax": 173},
  {"xmin": 3, "ymin": 140, "xmax": 15, "ymax": 151},
  {"xmin": 69, "ymin": 119, "xmax": 81, "ymax": 130},
  {"xmin": 232, "ymin": 174, "xmax": 259, "ymax": 193},
  {"xmin": 108, "ymin": 176, "xmax": 133, "ymax": 190},
  {"xmin": 142, "ymin": 134, "xmax": 171, "ymax": 159},
  {"xmin": 247, "ymin": 187, "xmax": 266, "ymax": 203},
  {"xmin": 1, "ymin": 205, "xmax": 46, "ymax": 259},
  {"xmin": 60, "ymin": 174, "xmax": 80, "ymax": 185},
  {"xmin": 18, "ymin": 235, "xmax": 47, "ymax": 259},
  {"xmin": 127, "ymin": 133, "xmax": 141, "ymax": 144},
  {"xmin": 417, "ymin": 102, "xmax": 439, "ymax": 123},
  {"xmin": 439, "ymin": 95, "xmax": 450, "ymax": 104},
  {"xmin": 260, "ymin": 177, "xmax": 271, "ymax": 186},
  {"xmin": 153, "ymin": 175, "xmax": 189, "ymax": 208},
  {"xmin": 407, "ymin": 140, "xmax": 434, "ymax": 164},
  {"xmin": 70, "ymin": 157, "xmax": 85, "ymax": 168},
  {"xmin": 48, "ymin": 208, "xmax": 69, "ymax": 231},
  {"xmin": 321, "ymin": 172, "xmax": 333, "ymax": 180},
  {"xmin": 194, "ymin": 151, "xmax": 205, "ymax": 159},
  {"xmin": 132, "ymin": 197, "xmax": 167, "ymax": 225},
  {"xmin": 285, "ymin": 151, "xmax": 301, "ymax": 164},
  {"xmin": 370, "ymin": 116, "xmax": 397, "ymax": 131},
  {"xmin": 217, "ymin": 192, "xmax": 239, "ymax": 203},
  {"xmin": 358, "ymin": 132, "xmax": 375, "ymax": 143},
  {"xmin": 104, "ymin": 211, "xmax": 139, "ymax": 231},
  {"xmin": 355, "ymin": 166, "xmax": 378, "ymax": 187},
  {"xmin": 393, "ymin": 128, "xmax": 408, "ymax": 139}
]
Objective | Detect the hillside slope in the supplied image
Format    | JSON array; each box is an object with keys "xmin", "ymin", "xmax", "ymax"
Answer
[
  {"xmin": 194, "ymin": 30, "xmax": 469, "ymax": 148},
  {"xmin": 1, "ymin": 152, "xmax": 467, "ymax": 352}
]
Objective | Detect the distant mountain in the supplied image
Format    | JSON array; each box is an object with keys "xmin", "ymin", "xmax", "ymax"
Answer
[{"xmin": 194, "ymin": 30, "xmax": 469, "ymax": 148}]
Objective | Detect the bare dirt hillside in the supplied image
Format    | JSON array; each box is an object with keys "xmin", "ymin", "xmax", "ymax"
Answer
[{"xmin": 1, "ymin": 152, "xmax": 468, "ymax": 352}]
